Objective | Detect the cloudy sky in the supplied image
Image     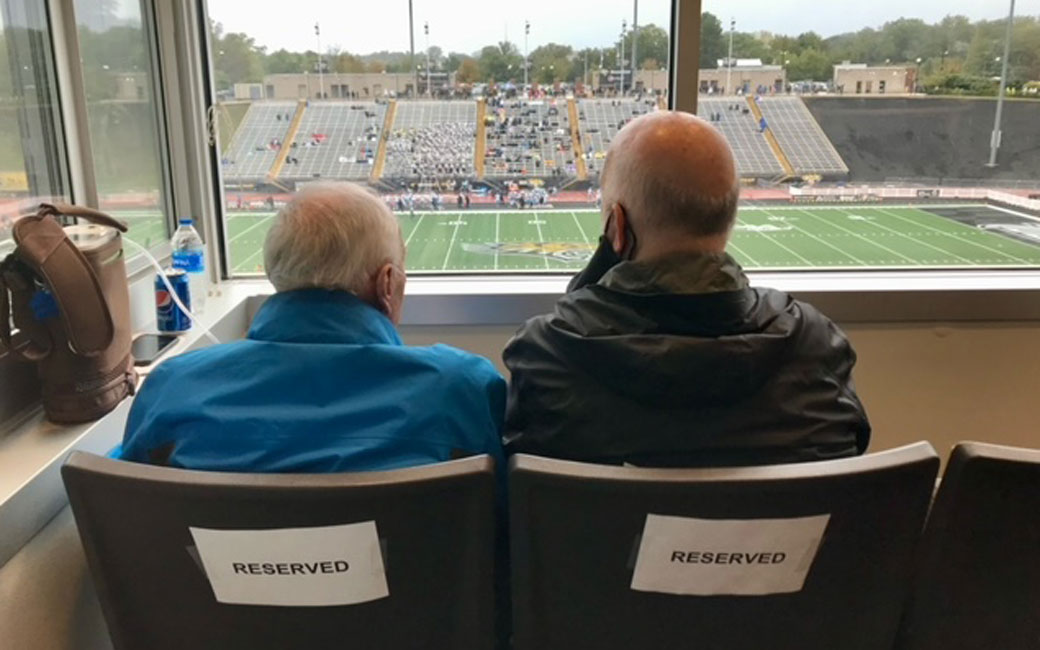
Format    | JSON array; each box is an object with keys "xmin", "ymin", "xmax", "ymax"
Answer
[{"xmin": 200, "ymin": 0, "xmax": 1038, "ymax": 55}]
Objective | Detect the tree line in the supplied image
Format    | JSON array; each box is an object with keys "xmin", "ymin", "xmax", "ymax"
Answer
[{"xmin": 700, "ymin": 12, "xmax": 1040, "ymax": 94}]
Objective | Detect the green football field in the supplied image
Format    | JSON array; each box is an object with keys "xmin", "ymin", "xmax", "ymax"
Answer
[{"xmin": 112, "ymin": 203, "xmax": 1040, "ymax": 275}]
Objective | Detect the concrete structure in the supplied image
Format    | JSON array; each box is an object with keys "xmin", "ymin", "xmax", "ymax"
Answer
[
  {"xmin": 259, "ymin": 72, "xmax": 456, "ymax": 100},
  {"xmin": 833, "ymin": 63, "xmax": 915, "ymax": 95},
  {"xmin": 589, "ymin": 68, "xmax": 669, "ymax": 94},
  {"xmin": 699, "ymin": 61, "xmax": 785, "ymax": 95}
]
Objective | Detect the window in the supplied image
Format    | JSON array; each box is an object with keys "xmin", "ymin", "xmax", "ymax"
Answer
[
  {"xmin": 74, "ymin": 0, "xmax": 171, "ymax": 249},
  {"xmin": 0, "ymin": 1, "xmax": 69, "ymax": 259},
  {"xmin": 205, "ymin": 0, "xmax": 672, "ymax": 275},
  {"xmin": 204, "ymin": 1, "xmax": 1040, "ymax": 278},
  {"xmin": 697, "ymin": 0, "xmax": 1040, "ymax": 271}
]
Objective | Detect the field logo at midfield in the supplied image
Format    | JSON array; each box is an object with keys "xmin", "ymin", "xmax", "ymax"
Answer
[{"xmin": 462, "ymin": 241, "xmax": 596, "ymax": 263}]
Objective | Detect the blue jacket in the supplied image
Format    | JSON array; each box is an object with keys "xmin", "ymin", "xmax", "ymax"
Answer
[{"xmin": 121, "ymin": 289, "xmax": 506, "ymax": 474}]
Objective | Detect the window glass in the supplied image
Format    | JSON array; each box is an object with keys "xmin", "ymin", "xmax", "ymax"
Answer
[
  {"xmin": 0, "ymin": 2, "xmax": 69, "ymax": 259},
  {"xmin": 697, "ymin": 0, "xmax": 1040, "ymax": 271},
  {"xmin": 207, "ymin": 0, "xmax": 671, "ymax": 275},
  {"xmin": 74, "ymin": 0, "xmax": 169, "ymax": 249}
]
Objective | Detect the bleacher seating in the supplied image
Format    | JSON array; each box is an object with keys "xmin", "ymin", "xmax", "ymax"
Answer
[
  {"xmin": 575, "ymin": 98, "xmax": 657, "ymax": 176},
  {"xmin": 384, "ymin": 101, "xmax": 476, "ymax": 179},
  {"xmin": 221, "ymin": 102, "xmax": 296, "ymax": 182},
  {"xmin": 757, "ymin": 97, "xmax": 849, "ymax": 176},
  {"xmin": 484, "ymin": 98, "xmax": 574, "ymax": 178},
  {"xmin": 282, "ymin": 101, "xmax": 387, "ymax": 181},
  {"xmin": 697, "ymin": 98, "xmax": 786, "ymax": 178}
]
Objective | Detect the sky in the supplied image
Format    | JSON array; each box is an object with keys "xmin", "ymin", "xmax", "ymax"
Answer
[{"xmin": 198, "ymin": 0, "xmax": 1040, "ymax": 55}]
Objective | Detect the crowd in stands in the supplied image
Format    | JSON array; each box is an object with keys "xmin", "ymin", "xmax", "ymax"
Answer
[
  {"xmin": 484, "ymin": 99, "xmax": 575, "ymax": 178},
  {"xmin": 384, "ymin": 122, "xmax": 476, "ymax": 179}
]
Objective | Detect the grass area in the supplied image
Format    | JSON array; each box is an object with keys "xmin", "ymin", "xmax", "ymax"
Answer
[{"xmin": 223, "ymin": 204, "xmax": 1040, "ymax": 275}]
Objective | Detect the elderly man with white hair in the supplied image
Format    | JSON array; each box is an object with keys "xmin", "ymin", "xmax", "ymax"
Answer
[
  {"xmin": 503, "ymin": 111, "xmax": 870, "ymax": 468},
  {"xmin": 121, "ymin": 182, "xmax": 505, "ymax": 473}
]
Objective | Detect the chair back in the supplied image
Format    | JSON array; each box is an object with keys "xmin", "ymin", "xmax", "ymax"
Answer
[
  {"xmin": 62, "ymin": 452, "xmax": 496, "ymax": 650},
  {"xmin": 896, "ymin": 442, "xmax": 1040, "ymax": 650},
  {"xmin": 509, "ymin": 443, "xmax": 939, "ymax": 650}
]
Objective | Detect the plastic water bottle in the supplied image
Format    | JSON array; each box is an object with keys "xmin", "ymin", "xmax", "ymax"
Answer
[{"xmin": 171, "ymin": 218, "xmax": 206, "ymax": 315}]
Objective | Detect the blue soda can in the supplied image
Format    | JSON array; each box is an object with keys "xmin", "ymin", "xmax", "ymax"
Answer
[{"xmin": 156, "ymin": 269, "xmax": 192, "ymax": 332}]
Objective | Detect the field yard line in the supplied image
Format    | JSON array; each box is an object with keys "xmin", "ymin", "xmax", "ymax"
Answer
[
  {"xmin": 404, "ymin": 213, "xmax": 427, "ymax": 247},
  {"xmin": 228, "ymin": 214, "xmax": 275, "ymax": 243},
  {"xmin": 759, "ymin": 208, "xmax": 867, "ymax": 265},
  {"xmin": 570, "ymin": 211, "xmax": 591, "ymax": 244},
  {"xmin": 494, "ymin": 212, "xmax": 500, "ymax": 271},
  {"xmin": 793, "ymin": 209, "xmax": 920, "ymax": 264},
  {"xmin": 233, "ymin": 241, "xmax": 267, "ymax": 273},
  {"xmin": 867, "ymin": 208, "xmax": 976, "ymax": 264},
  {"xmin": 725, "ymin": 239, "xmax": 761, "ymax": 267},
  {"xmin": 532, "ymin": 214, "xmax": 551, "ymax": 270},
  {"xmin": 753, "ymin": 229, "xmax": 815, "ymax": 266},
  {"xmin": 879, "ymin": 208, "xmax": 1031, "ymax": 264},
  {"xmin": 441, "ymin": 217, "xmax": 462, "ymax": 270}
]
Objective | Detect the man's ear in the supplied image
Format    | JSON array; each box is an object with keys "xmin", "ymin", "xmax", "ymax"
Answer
[
  {"xmin": 610, "ymin": 203, "xmax": 628, "ymax": 256},
  {"xmin": 373, "ymin": 262, "xmax": 396, "ymax": 317}
]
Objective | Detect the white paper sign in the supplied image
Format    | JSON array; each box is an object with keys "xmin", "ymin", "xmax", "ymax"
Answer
[
  {"xmin": 631, "ymin": 513, "xmax": 830, "ymax": 596},
  {"xmin": 189, "ymin": 521, "xmax": 389, "ymax": 607}
]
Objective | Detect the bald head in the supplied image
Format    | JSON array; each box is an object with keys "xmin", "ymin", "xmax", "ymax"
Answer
[{"xmin": 600, "ymin": 111, "xmax": 739, "ymax": 256}]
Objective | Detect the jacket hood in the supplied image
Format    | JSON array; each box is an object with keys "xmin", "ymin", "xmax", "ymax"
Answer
[{"xmin": 547, "ymin": 252, "xmax": 802, "ymax": 408}]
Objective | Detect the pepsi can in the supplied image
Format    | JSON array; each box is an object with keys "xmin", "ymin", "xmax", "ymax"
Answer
[{"xmin": 156, "ymin": 269, "xmax": 192, "ymax": 332}]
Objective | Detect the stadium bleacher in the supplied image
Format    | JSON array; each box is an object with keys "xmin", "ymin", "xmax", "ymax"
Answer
[
  {"xmin": 575, "ymin": 98, "xmax": 657, "ymax": 176},
  {"xmin": 757, "ymin": 97, "xmax": 849, "ymax": 176},
  {"xmin": 697, "ymin": 98, "xmax": 786, "ymax": 178},
  {"xmin": 384, "ymin": 101, "xmax": 476, "ymax": 179},
  {"xmin": 281, "ymin": 101, "xmax": 387, "ymax": 181},
  {"xmin": 221, "ymin": 102, "xmax": 296, "ymax": 182},
  {"xmin": 484, "ymin": 98, "xmax": 574, "ymax": 178}
]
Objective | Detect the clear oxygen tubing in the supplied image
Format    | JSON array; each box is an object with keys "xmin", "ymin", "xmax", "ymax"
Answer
[{"xmin": 122, "ymin": 237, "xmax": 221, "ymax": 346}]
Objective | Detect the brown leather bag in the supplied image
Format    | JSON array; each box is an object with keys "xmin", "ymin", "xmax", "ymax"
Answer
[{"xmin": 0, "ymin": 203, "xmax": 136, "ymax": 423}]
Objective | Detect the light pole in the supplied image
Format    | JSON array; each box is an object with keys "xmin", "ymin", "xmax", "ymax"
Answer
[
  {"xmin": 988, "ymin": 0, "xmax": 1016, "ymax": 167},
  {"xmin": 424, "ymin": 22, "xmax": 431, "ymax": 97},
  {"xmin": 726, "ymin": 18, "xmax": 735, "ymax": 95},
  {"xmin": 914, "ymin": 57, "xmax": 923, "ymax": 93},
  {"xmin": 314, "ymin": 22, "xmax": 324, "ymax": 99},
  {"xmin": 408, "ymin": 0, "xmax": 417, "ymax": 98},
  {"xmin": 524, "ymin": 21, "xmax": 530, "ymax": 94},
  {"xmin": 631, "ymin": 0, "xmax": 638, "ymax": 89},
  {"xmin": 940, "ymin": 49, "xmax": 949, "ymax": 71},
  {"xmin": 620, "ymin": 19, "xmax": 627, "ymax": 96}
]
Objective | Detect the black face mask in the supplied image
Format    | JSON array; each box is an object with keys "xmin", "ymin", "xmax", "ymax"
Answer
[{"xmin": 566, "ymin": 214, "xmax": 638, "ymax": 293}]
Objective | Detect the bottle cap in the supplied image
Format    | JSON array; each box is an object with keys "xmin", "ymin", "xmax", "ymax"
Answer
[{"xmin": 179, "ymin": 218, "xmax": 194, "ymax": 225}]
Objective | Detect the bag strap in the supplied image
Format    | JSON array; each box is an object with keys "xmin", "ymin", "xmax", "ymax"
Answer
[
  {"xmin": 11, "ymin": 210, "xmax": 115, "ymax": 357},
  {"xmin": 38, "ymin": 202, "xmax": 128, "ymax": 232}
]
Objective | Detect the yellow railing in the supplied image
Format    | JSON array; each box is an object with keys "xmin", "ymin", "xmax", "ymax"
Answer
[
  {"xmin": 568, "ymin": 98, "xmax": 588, "ymax": 181},
  {"xmin": 746, "ymin": 96, "xmax": 796, "ymax": 177},
  {"xmin": 267, "ymin": 99, "xmax": 307, "ymax": 182}
]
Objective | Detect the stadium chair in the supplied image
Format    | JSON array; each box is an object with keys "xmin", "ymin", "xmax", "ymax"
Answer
[
  {"xmin": 509, "ymin": 443, "xmax": 939, "ymax": 650},
  {"xmin": 895, "ymin": 442, "xmax": 1040, "ymax": 650},
  {"xmin": 61, "ymin": 452, "xmax": 496, "ymax": 650}
]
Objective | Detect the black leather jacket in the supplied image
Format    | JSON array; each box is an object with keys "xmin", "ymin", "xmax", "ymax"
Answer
[{"xmin": 502, "ymin": 247, "xmax": 870, "ymax": 467}]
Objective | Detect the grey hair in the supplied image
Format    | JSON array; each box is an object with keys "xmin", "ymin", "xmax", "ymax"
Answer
[
  {"xmin": 263, "ymin": 182, "xmax": 403, "ymax": 294},
  {"xmin": 601, "ymin": 125, "xmax": 739, "ymax": 238}
]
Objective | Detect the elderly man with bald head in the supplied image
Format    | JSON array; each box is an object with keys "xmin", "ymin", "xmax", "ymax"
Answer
[
  {"xmin": 503, "ymin": 111, "xmax": 870, "ymax": 467},
  {"xmin": 121, "ymin": 182, "xmax": 506, "ymax": 474}
]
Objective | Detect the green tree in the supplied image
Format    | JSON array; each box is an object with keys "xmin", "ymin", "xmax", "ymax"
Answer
[
  {"xmin": 264, "ymin": 49, "xmax": 306, "ymax": 74},
  {"xmin": 477, "ymin": 41, "xmax": 523, "ymax": 82},
  {"xmin": 700, "ymin": 12, "xmax": 725, "ymax": 68},
  {"xmin": 210, "ymin": 21, "xmax": 264, "ymax": 90},
  {"xmin": 787, "ymin": 48, "xmax": 832, "ymax": 81}
]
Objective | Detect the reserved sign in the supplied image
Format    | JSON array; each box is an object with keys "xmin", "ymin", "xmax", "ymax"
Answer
[
  {"xmin": 190, "ymin": 521, "xmax": 389, "ymax": 606},
  {"xmin": 631, "ymin": 513, "xmax": 830, "ymax": 596}
]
